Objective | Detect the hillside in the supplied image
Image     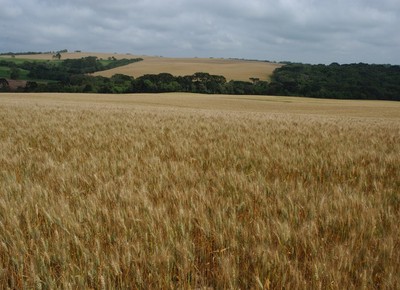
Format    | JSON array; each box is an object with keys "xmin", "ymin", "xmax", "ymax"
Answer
[
  {"xmin": 3, "ymin": 52, "xmax": 281, "ymax": 81},
  {"xmin": 92, "ymin": 56, "xmax": 281, "ymax": 82},
  {"xmin": 3, "ymin": 52, "xmax": 399, "ymax": 100}
]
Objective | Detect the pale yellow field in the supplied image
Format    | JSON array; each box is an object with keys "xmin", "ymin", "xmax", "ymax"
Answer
[
  {"xmin": 1, "ymin": 92, "xmax": 399, "ymax": 118},
  {"xmin": 0, "ymin": 93, "xmax": 399, "ymax": 289},
  {"xmin": 92, "ymin": 56, "xmax": 281, "ymax": 81},
  {"xmin": 5, "ymin": 52, "xmax": 281, "ymax": 81}
]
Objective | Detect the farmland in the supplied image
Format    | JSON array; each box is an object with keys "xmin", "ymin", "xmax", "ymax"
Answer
[
  {"xmin": 92, "ymin": 56, "xmax": 281, "ymax": 82},
  {"xmin": 2, "ymin": 52, "xmax": 399, "ymax": 100},
  {"xmin": 2, "ymin": 52, "xmax": 281, "ymax": 82},
  {"xmin": 0, "ymin": 92, "xmax": 399, "ymax": 288}
]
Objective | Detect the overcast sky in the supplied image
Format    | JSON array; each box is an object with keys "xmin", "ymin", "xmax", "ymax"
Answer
[{"xmin": 1, "ymin": 0, "xmax": 399, "ymax": 64}]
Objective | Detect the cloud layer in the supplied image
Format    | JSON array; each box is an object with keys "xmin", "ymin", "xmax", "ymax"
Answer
[{"xmin": 1, "ymin": 0, "xmax": 399, "ymax": 64}]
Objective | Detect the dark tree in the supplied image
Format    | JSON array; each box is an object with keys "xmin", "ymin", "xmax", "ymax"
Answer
[
  {"xmin": 53, "ymin": 52, "xmax": 62, "ymax": 60},
  {"xmin": 0, "ymin": 78, "xmax": 10, "ymax": 91},
  {"xmin": 10, "ymin": 67, "xmax": 20, "ymax": 80}
]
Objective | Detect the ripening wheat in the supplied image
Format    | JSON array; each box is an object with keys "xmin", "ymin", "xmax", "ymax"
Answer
[{"xmin": 0, "ymin": 93, "xmax": 399, "ymax": 289}]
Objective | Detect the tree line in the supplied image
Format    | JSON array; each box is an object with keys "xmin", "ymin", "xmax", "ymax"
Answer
[
  {"xmin": 18, "ymin": 72, "xmax": 270, "ymax": 95},
  {"xmin": 21, "ymin": 56, "xmax": 143, "ymax": 81},
  {"xmin": 1, "ymin": 57, "xmax": 399, "ymax": 100},
  {"xmin": 269, "ymin": 63, "xmax": 400, "ymax": 100}
]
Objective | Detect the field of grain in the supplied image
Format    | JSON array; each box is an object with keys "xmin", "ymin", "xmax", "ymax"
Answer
[
  {"xmin": 0, "ymin": 93, "xmax": 399, "ymax": 289},
  {"xmin": 92, "ymin": 57, "xmax": 281, "ymax": 82},
  {"xmin": 5, "ymin": 52, "xmax": 281, "ymax": 81}
]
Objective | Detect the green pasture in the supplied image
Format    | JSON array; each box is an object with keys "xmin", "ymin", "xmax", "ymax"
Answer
[
  {"xmin": 0, "ymin": 56, "xmax": 60, "ymax": 65},
  {"xmin": 0, "ymin": 66, "xmax": 10, "ymax": 78}
]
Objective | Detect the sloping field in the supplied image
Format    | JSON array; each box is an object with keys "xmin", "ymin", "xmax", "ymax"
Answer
[
  {"xmin": 5, "ymin": 52, "xmax": 281, "ymax": 81},
  {"xmin": 92, "ymin": 56, "xmax": 281, "ymax": 81},
  {"xmin": 0, "ymin": 93, "xmax": 399, "ymax": 289}
]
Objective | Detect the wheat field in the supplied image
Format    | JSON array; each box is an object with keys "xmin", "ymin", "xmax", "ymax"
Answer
[{"xmin": 0, "ymin": 93, "xmax": 399, "ymax": 289}]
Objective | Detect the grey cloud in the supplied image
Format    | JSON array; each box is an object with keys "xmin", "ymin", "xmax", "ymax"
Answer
[{"xmin": 0, "ymin": 0, "xmax": 399, "ymax": 64}]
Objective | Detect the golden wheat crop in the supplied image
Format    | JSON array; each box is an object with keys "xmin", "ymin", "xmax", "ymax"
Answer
[{"xmin": 0, "ymin": 93, "xmax": 399, "ymax": 289}]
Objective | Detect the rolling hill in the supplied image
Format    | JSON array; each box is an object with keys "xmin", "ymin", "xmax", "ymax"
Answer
[{"xmin": 4, "ymin": 52, "xmax": 281, "ymax": 81}]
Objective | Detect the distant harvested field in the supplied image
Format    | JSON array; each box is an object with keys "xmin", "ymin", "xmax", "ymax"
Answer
[
  {"xmin": 92, "ymin": 57, "xmax": 281, "ymax": 82},
  {"xmin": 2, "ymin": 52, "xmax": 133, "ymax": 61},
  {"xmin": 4, "ymin": 52, "xmax": 281, "ymax": 81},
  {"xmin": 0, "ymin": 93, "xmax": 399, "ymax": 289}
]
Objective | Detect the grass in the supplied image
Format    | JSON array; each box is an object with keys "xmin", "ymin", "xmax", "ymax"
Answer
[
  {"xmin": 0, "ymin": 66, "xmax": 31, "ymax": 81},
  {"xmin": 0, "ymin": 57, "xmax": 61, "ymax": 83},
  {"xmin": 0, "ymin": 66, "xmax": 44, "ymax": 82},
  {"xmin": 0, "ymin": 57, "xmax": 59, "ymax": 65},
  {"xmin": 0, "ymin": 93, "xmax": 399, "ymax": 289},
  {"xmin": 98, "ymin": 59, "xmax": 115, "ymax": 66},
  {"xmin": 0, "ymin": 66, "xmax": 10, "ymax": 78}
]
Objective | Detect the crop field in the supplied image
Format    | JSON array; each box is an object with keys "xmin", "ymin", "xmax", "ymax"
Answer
[
  {"xmin": 92, "ymin": 57, "xmax": 281, "ymax": 82},
  {"xmin": 0, "ymin": 93, "xmax": 399, "ymax": 289},
  {"xmin": 4, "ymin": 53, "xmax": 281, "ymax": 81}
]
